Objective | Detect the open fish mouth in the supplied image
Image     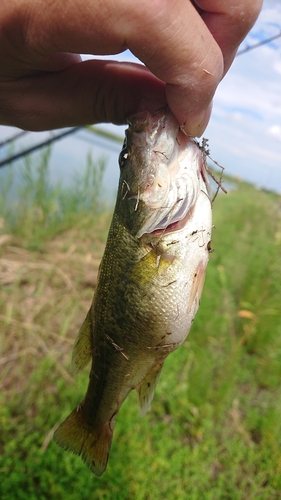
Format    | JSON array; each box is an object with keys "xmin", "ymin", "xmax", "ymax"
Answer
[
  {"xmin": 146, "ymin": 200, "xmax": 196, "ymax": 237},
  {"xmin": 136, "ymin": 183, "xmax": 196, "ymax": 237},
  {"xmin": 134, "ymin": 146, "xmax": 209, "ymax": 239},
  {"xmin": 119, "ymin": 106, "xmax": 211, "ymax": 239}
]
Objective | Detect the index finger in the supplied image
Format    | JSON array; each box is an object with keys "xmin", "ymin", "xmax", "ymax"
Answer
[{"xmin": 23, "ymin": 0, "xmax": 223, "ymax": 134}]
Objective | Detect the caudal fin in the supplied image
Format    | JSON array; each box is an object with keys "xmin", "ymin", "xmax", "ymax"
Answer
[{"xmin": 54, "ymin": 406, "xmax": 113, "ymax": 476}]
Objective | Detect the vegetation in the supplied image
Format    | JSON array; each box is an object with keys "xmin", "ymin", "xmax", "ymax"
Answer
[
  {"xmin": 0, "ymin": 148, "xmax": 107, "ymax": 248},
  {"xmin": 0, "ymin": 155, "xmax": 281, "ymax": 499}
]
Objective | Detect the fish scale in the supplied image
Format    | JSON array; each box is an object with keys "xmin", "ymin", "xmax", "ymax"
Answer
[{"xmin": 54, "ymin": 106, "xmax": 212, "ymax": 476}]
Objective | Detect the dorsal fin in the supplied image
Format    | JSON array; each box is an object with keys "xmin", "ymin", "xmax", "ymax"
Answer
[
  {"xmin": 71, "ymin": 310, "xmax": 92, "ymax": 375},
  {"xmin": 136, "ymin": 363, "xmax": 163, "ymax": 417}
]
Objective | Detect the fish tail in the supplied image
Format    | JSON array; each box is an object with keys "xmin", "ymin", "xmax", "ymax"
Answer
[{"xmin": 54, "ymin": 405, "xmax": 113, "ymax": 476}]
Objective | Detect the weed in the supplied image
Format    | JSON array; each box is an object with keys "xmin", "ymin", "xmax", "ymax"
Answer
[
  {"xmin": 0, "ymin": 148, "xmax": 107, "ymax": 248},
  {"xmin": 0, "ymin": 167, "xmax": 281, "ymax": 499}
]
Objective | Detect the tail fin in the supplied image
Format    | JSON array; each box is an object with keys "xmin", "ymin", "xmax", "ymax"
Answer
[{"xmin": 54, "ymin": 406, "xmax": 113, "ymax": 476}]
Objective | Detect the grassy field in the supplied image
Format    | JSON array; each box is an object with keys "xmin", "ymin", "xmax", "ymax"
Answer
[{"xmin": 0, "ymin": 158, "xmax": 281, "ymax": 499}]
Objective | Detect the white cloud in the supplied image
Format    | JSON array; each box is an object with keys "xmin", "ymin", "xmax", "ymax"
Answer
[
  {"xmin": 273, "ymin": 59, "xmax": 281, "ymax": 75},
  {"xmin": 268, "ymin": 124, "xmax": 281, "ymax": 140},
  {"xmin": 203, "ymin": 0, "xmax": 281, "ymax": 192}
]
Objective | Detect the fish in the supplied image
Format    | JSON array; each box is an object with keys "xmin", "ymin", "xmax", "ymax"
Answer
[{"xmin": 54, "ymin": 106, "xmax": 212, "ymax": 476}]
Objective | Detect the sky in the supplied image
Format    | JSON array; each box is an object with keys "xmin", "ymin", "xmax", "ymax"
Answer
[
  {"xmin": 0, "ymin": 0, "xmax": 281, "ymax": 197},
  {"xmin": 208, "ymin": 0, "xmax": 281, "ymax": 192}
]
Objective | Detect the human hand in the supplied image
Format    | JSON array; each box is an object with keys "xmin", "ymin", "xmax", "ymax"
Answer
[{"xmin": 0, "ymin": 0, "xmax": 262, "ymax": 136}]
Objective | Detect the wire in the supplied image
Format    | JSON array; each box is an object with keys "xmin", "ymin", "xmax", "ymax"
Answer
[
  {"xmin": 77, "ymin": 129, "xmax": 122, "ymax": 152},
  {"xmin": 237, "ymin": 31, "xmax": 281, "ymax": 56},
  {"xmin": 86, "ymin": 125, "xmax": 123, "ymax": 144},
  {"xmin": 0, "ymin": 130, "xmax": 28, "ymax": 148},
  {"xmin": 0, "ymin": 127, "xmax": 81, "ymax": 169},
  {"xmin": 0, "ymin": 124, "xmax": 123, "ymax": 168},
  {"xmin": 1, "ymin": 29, "xmax": 280, "ymax": 168}
]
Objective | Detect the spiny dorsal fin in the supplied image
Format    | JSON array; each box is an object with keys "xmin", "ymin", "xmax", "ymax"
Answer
[
  {"xmin": 136, "ymin": 363, "xmax": 163, "ymax": 417},
  {"xmin": 71, "ymin": 310, "xmax": 92, "ymax": 375}
]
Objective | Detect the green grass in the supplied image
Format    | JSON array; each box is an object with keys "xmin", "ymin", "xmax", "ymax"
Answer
[
  {"xmin": 0, "ymin": 148, "xmax": 107, "ymax": 248},
  {"xmin": 0, "ymin": 162, "xmax": 281, "ymax": 499}
]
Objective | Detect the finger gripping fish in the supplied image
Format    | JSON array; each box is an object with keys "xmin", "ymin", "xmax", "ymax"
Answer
[{"xmin": 54, "ymin": 107, "xmax": 212, "ymax": 476}]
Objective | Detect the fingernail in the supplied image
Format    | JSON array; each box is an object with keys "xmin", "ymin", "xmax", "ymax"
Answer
[{"xmin": 182, "ymin": 102, "xmax": 213, "ymax": 137}]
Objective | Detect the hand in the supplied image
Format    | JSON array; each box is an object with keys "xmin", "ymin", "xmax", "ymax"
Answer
[{"xmin": 0, "ymin": 0, "xmax": 262, "ymax": 136}]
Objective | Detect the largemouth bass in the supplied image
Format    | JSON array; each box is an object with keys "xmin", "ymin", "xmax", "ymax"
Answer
[{"xmin": 54, "ymin": 106, "xmax": 212, "ymax": 476}]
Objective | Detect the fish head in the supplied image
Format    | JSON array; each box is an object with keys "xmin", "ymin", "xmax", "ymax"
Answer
[{"xmin": 116, "ymin": 106, "xmax": 210, "ymax": 238}]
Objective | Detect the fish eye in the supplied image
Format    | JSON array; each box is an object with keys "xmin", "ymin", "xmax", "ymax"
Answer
[{"xmin": 118, "ymin": 147, "xmax": 129, "ymax": 169}]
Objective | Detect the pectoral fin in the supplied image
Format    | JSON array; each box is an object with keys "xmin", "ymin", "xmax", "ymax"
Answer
[
  {"xmin": 188, "ymin": 261, "xmax": 207, "ymax": 312},
  {"xmin": 132, "ymin": 249, "xmax": 172, "ymax": 286},
  {"xmin": 71, "ymin": 310, "xmax": 92, "ymax": 374},
  {"xmin": 136, "ymin": 363, "xmax": 163, "ymax": 417}
]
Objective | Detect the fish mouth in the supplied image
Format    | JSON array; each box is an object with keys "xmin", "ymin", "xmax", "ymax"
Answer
[
  {"xmin": 122, "ymin": 107, "xmax": 211, "ymax": 239},
  {"xmin": 139, "ymin": 184, "xmax": 196, "ymax": 238},
  {"xmin": 135, "ymin": 152, "xmax": 209, "ymax": 239},
  {"xmin": 147, "ymin": 202, "xmax": 195, "ymax": 237}
]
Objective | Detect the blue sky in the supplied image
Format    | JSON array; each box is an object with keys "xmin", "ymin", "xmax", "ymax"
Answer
[
  {"xmin": 207, "ymin": 0, "xmax": 281, "ymax": 192},
  {"xmin": 0, "ymin": 0, "xmax": 281, "ymax": 197}
]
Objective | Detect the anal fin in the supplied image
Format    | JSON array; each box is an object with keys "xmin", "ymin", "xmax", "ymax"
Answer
[{"xmin": 136, "ymin": 363, "xmax": 163, "ymax": 417}]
